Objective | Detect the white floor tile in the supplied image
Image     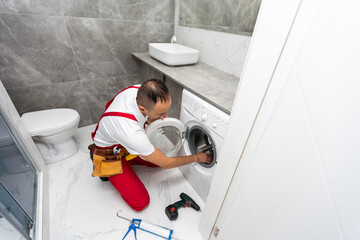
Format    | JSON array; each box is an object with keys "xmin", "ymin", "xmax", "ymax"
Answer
[{"xmin": 48, "ymin": 125, "xmax": 204, "ymax": 240}]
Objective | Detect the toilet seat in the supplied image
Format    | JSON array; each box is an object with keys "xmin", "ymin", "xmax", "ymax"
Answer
[{"xmin": 21, "ymin": 108, "xmax": 80, "ymax": 136}]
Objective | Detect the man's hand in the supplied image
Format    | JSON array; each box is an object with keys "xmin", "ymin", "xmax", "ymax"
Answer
[
  {"xmin": 141, "ymin": 148, "xmax": 213, "ymax": 169},
  {"xmin": 195, "ymin": 152, "xmax": 213, "ymax": 164}
]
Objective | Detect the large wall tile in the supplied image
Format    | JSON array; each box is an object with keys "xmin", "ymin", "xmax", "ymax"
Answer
[
  {"xmin": 145, "ymin": 22, "xmax": 174, "ymax": 46},
  {"xmin": 60, "ymin": 0, "xmax": 174, "ymax": 22},
  {"xmin": 94, "ymin": 20, "xmax": 147, "ymax": 75},
  {"xmin": 66, "ymin": 18, "xmax": 128, "ymax": 80},
  {"xmin": 6, "ymin": 81, "xmax": 92, "ymax": 127},
  {"xmin": 126, "ymin": 73, "xmax": 142, "ymax": 84},
  {"xmin": 60, "ymin": 0, "xmax": 150, "ymax": 20},
  {"xmin": 81, "ymin": 76, "xmax": 135, "ymax": 123},
  {"xmin": 0, "ymin": 14, "xmax": 79, "ymax": 88},
  {"xmin": 67, "ymin": 18, "xmax": 173, "ymax": 80},
  {"xmin": 0, "ymin": 0, "xmax": 62, "ymax": 15},
  {"xmin": 147, "ymin": 0, "xmax": 175, "ymax": 23},
  {"xmin": 1, "ymin": 0, "xmax": 175, "ymax": 127},
  {"xmin": 119, "ymin": 21, "xmax": 173, "ymax": 74}
]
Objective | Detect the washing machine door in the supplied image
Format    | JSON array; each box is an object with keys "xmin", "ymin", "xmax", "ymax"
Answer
[{"xmin": 145, "ymin": 118, "xmax": 186, "ymax": 157}]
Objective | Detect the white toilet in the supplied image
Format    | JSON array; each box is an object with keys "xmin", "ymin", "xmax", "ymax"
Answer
[{"xmin": 21, "ymin": 108, "xmax": 80, "ymax": 164}]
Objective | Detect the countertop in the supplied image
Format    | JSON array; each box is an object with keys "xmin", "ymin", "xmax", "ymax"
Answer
[{"xmin": 132, "ymin": 52, "xmax": 240, "ymax": 114}]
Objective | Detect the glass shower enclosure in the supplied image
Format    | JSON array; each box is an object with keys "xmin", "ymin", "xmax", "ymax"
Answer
[
  {"xmin": 0, "ymin": 111, "xmax": 38, "ymax": 239},
  {"xmin": 0, "ymin": 81, "xmax": 47, "ymax": 240}
]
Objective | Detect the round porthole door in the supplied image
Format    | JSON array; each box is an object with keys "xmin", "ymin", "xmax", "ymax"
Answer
[
  {"xmin": 145, "ymin": 118, "xmax": 186, "ymax": 157},
  {"xmin": 186, "ymin": 125, "xmax": 216, "ymax": 168}
]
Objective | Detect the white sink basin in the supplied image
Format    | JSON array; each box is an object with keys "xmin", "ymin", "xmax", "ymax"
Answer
[{"xmin": 149, "ymin": 43, "xmax": 199, "ymax": 66}]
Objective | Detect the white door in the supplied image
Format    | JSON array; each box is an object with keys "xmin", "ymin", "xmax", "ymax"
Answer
[{"xmin": 211, "ymin": 0, "xmax": 360, "ymax": 239}]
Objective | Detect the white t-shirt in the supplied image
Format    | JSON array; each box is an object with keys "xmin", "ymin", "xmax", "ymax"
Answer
[{"xmin": 93, "ymin": 85, "xmax": 155, "ymax": 156}]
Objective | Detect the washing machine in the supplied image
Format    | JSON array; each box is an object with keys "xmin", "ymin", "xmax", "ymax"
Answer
[
  {"xmin": 177, "ymin": 90, "xmax": 230, "ymax": 201},
  {"xmin": 145, "ymin": 89, "xmax": 230, "ymax": 202}
]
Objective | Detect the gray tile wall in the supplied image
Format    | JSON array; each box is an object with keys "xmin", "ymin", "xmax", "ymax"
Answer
[{"xmin": 0, "ymin": 0, "xmax": 175, "ymax": 126}]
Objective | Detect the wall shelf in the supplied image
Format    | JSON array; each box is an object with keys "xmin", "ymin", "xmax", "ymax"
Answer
[{"xmin": 132, "ymin": 52, "xmax": 240, "ymax": 114}]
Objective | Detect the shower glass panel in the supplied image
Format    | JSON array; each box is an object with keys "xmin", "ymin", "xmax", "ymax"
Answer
[
  {"xmin": 0, "ymin": 112, "xmax": 37, "ymax": 239},
  {"xmin": 0, "ymin": 211, "xmax": 26, "ymax": 239}
]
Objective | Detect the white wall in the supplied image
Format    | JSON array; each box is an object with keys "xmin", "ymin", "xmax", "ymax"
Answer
[
  {"xmin": 213, "ymin": 0, "xmax": 360, "ymax": 239},
  {"xmin": 174, "ymin": 0, "xmax": 251, "ymax": 78},
  {"xmin": 198, "ymin": 0, "xmax": 302, "ymax": 238}
]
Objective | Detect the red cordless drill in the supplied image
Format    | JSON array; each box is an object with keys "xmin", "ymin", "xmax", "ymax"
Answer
[{"xmin": 165, "ymin": 193, "xmax": 201, "ymax": 220}]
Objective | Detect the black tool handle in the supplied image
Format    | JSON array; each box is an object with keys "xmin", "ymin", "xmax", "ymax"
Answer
[
  {"xmin": 165, "ymin": 204, "xmax": 178, "ymax": 220},
  {"xmin": 165, "ymin": 198, "xmax": 191, "ymax": 221}
]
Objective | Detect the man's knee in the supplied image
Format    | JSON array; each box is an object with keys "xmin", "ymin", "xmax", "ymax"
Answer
[
  {"xmin": 109, "ymin": 171, "xmax": 150, "ymax": 211},
  {"xmin": 129, "ymin": 193, "xmax": 150, "ymax": 211}
]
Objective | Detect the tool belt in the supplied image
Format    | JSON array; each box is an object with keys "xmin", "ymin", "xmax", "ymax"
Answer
[{"xmin": 88, "ymin": 144, "xmax": 138, "ymax": 177}]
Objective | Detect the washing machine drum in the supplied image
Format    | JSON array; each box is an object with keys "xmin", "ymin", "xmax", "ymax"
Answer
[
  {"xmin": 186, "ymin": 126, "xmax": 216, "ymax": 168},
  {"xmin": 145, "ymin": 118, "xmax": 186, "ymax": 157}
]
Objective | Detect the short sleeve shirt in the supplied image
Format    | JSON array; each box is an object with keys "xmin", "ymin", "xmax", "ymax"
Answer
[{"xmin": 93, "ymin": 85, "xmax": 155, "ymax": 156}]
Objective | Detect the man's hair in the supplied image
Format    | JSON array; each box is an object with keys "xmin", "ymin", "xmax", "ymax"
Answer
[{"xmin": 136, "ymin": 79, "xmax": 170, "ymax": 110}]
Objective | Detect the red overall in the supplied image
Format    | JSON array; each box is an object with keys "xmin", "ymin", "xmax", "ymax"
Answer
[{"xmin": 92, "ymin": 86, "xmax": 158, "ymax": 211}]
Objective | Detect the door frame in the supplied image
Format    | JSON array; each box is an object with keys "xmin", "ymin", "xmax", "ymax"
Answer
[
  {"xmin": 198, "ymin": 0, "xmax": 306, "ymax": 238},
  {"xmin": 201, "ymin": 0, "xmax": 326, "ymax": 238}
]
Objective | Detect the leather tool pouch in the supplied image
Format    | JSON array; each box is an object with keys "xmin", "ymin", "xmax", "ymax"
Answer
[
  {"xmin": 88, "ymin": 144, "xmax": 139, "ymax": 177},
  {"xmin": 92, "ymin": 154, "xmax": 123, "ymax": 177},
  {"xmin": 88, "ymin": 144, "xmax": 123, "ymax": 177}
]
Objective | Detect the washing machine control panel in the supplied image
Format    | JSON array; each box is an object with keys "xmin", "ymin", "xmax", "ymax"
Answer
[
  {"xmin": 181, "ymin": 91, "xmax": 230, "ymax": 137},
  {"xmin": 201, "ymin": 113, "xmax": 208, "ymax": 122}
]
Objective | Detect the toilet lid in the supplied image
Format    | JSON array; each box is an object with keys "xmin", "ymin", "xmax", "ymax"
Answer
[
  {"xmin": 21, "ymin": 108, "xmax": 80, "ymax": 136},
  {"xmin": 145, "ymin": 118, "xmax": 186, "ymax": 157}
]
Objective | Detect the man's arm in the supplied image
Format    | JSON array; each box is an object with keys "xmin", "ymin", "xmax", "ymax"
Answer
[{"xmin": 140, "ymin": 148, "xmax": 212, "ymax": 169}]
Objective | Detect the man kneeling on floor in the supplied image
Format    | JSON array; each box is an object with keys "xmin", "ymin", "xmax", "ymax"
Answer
[{"xmin": 89, "ymin": 79, "xmax": 212, "ymax": 211}]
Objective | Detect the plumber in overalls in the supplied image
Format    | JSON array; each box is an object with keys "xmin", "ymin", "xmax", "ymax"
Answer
[{"xmin": 89, "ymin": 79, "xmax": 212, "ymax": 211}]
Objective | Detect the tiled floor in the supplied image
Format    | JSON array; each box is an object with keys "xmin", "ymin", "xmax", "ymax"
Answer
[{"xmin": 48, "ymin": 125, "xmax": 205, "ymax": 240}]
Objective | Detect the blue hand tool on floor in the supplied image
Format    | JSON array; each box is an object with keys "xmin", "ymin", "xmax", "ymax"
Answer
[{"xmin": 117, "ymin": 212, "xmax": 179, "ymax": 240}]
